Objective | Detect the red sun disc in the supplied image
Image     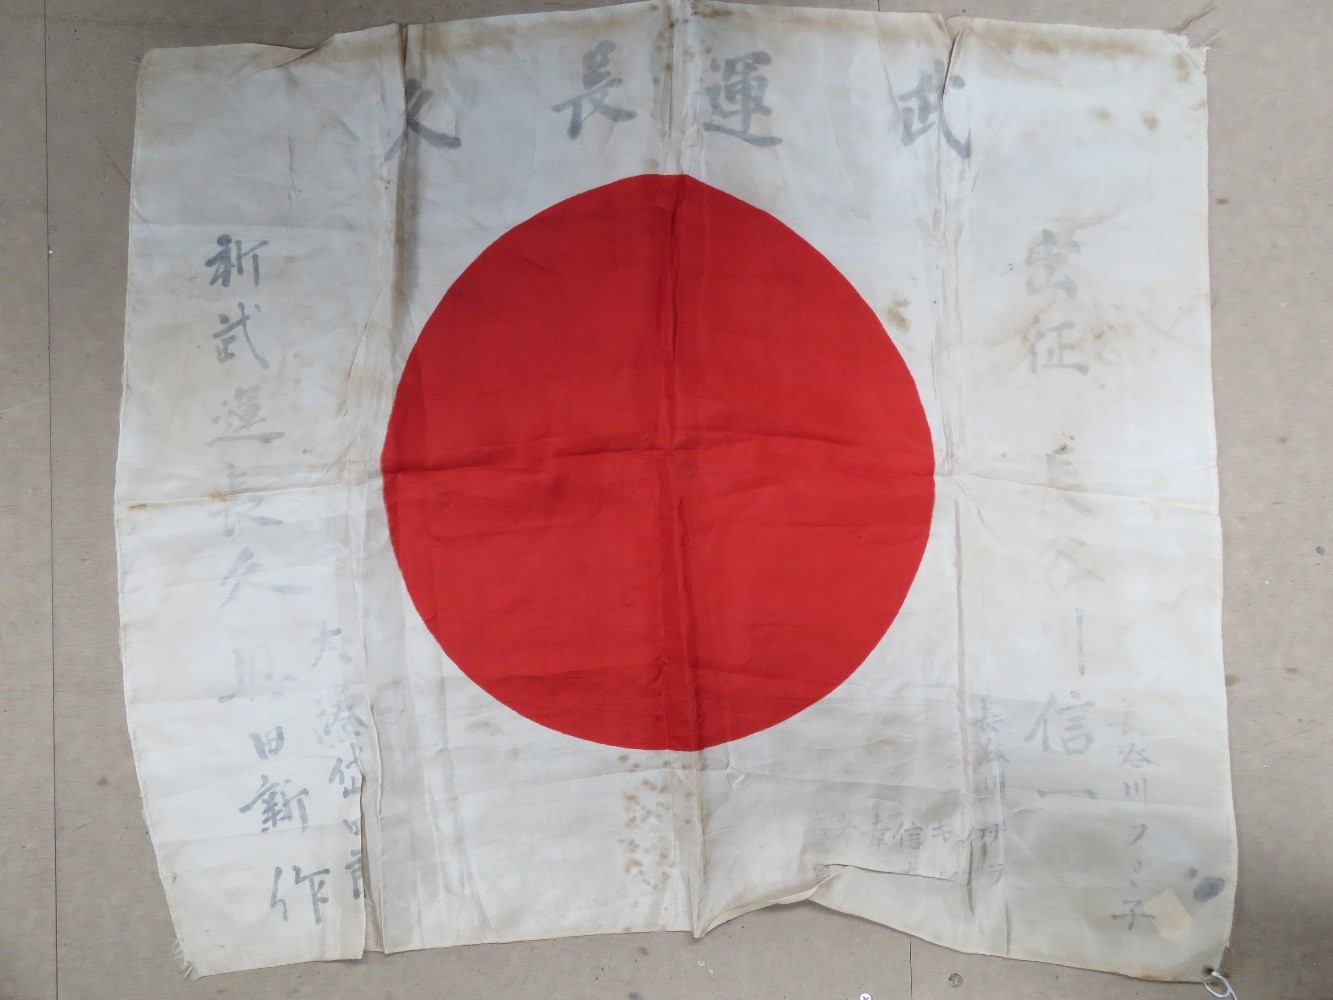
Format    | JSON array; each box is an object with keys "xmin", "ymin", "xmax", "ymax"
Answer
[{"xmin": 382, "ymin": 174, "xmax": 934, "ymax": 751}]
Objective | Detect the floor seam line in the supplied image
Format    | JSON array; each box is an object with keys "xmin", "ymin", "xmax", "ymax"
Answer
[{"xmin": 44, "ymin": 1, "xmax": 57, "ymax": 998}]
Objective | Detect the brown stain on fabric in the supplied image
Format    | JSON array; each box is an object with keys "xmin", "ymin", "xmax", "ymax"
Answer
[
  {"xmin": 1225, "ymin": 674, "xmax": 1238, "ymax": 687},
  {"xmin": 619, "ymin": 773, "xmax": 677, "ymax": 896},
  {"xmin": 884, "ymin": 298, "xmax": 910, "ymax": 332},
  {"xmin": 1083, "ymin": 319, "xmax": 1153, "ymax": 367},
  {"xmin": 1092, "ymin": 107, "xmax": 1113, "ymax": 120},
  {"xmin": 1174, "ymin": 53, "xmax": 1193, "ymax": 82},
  {"xmin": 1142, "ymin": 113, "xmax": 1159, "ymax": 130},
  {"xmin": 983, "ymin": 22, "xmax": 1151, "ymax": 60}
]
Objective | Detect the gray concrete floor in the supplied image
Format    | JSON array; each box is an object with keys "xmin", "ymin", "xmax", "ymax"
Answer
[{"xmin": 1, "ymin": 0, "xmax": 1328, "ymax": 997}]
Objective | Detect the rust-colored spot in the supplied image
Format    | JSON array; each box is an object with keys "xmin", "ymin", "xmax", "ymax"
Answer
[
  {"xmin": 1224, "ymin": 674, "xmax": 1238, "ymax": 687},
  {"xmin": 209, "ymin": 490, "xmax": 228, "ymax": 502},
  {"xmin": 884, "ymin": 297, "xmax": 909, "ymax": 332},
  {"xmin": 127, "ymin": 502, "xmax": 148, "ymax": 511}
]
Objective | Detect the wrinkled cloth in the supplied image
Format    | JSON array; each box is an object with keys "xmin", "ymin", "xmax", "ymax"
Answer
[{"xmin": 116, "ymin": 0, "xmax": 1233, "ymax": 979}]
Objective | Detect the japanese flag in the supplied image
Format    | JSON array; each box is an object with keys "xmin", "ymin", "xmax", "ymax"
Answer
[{"xmin": 116, "ymin": 0, "xmax": 1233, "ymax": 980}]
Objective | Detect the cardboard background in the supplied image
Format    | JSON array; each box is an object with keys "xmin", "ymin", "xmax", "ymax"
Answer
[{"xmin": 1, "ymin": 0, "xmax": 1326, "ymax": 996}]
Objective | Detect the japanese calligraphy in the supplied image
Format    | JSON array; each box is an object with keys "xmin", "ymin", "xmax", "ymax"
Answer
[
  {"xmin": 208, "ymin": 464, "xmax": 282, "ymax": 537},
  {"xmin": 238, "ymin": 774, "xmax": 310, "ymax": 833},
  {"xmin": 1028, "ymin": 319, "xmax": 1089, "ymax": 375},
  {"xmin": 346, "ymin": 850, "xmax": 365, "ymax": 901},
  {"xmin": 309, "ymin": 622, "xmax": 350, "ymax": 671},
  {"xmin": 1111, "ymin": 897, "xmax": 1154, "ymax": 932},
  {"xmin": 208, "ymin": 385, "xmax": 284, "ymax": 445},
  {"xmin": 703, "ymin": 51, "xmax": 782, "ymax": 147},
  {"xmin": 1044, "ymin": 540, "xmax": 1104, "ymax": 588},
  {"xmin": 219, "ymin": 546, "xmax": 309, "ymax": 606},
  {"xmin": 897, "ymin": 59, "xmax": 971, "ymax": 159},
  {"xmin": 218, "ymin": 647, "xmax": 298, "ymax": 704},
  {"xmin": 974, "ymin": 696, "xmax": 1009, "ymax": 765},
  {"xmin": 1024, "ymin": 692, "xmax": 1095, "ymax": 756},
  {"xmin": 329, "ymin": 744, "xmax": 363, "ymax": 801},
  {"xmin": 271, "ymin": 865, "xmax": 331, "ymax": 925},
  {"xmin": 205, "ymin": 234, "xmax": 267, "ymax": 288},
  {"xmin": 211, "ymin": 302, "xmax": 268, "ymax": 369},
  {"xmin": 1027, "ymin": 229, "xmax": 1081, "ymax": 297},
  {"xmin": 249, "ymin": 726, "xmax": 285, "ymax": 760},
  {"xmin": 552, "ymin": 40, "xmax": 637, "ymax": 139},
  {"xmin": 386, "ymin": 77, "xmax": 461, "ymax": 161}
]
